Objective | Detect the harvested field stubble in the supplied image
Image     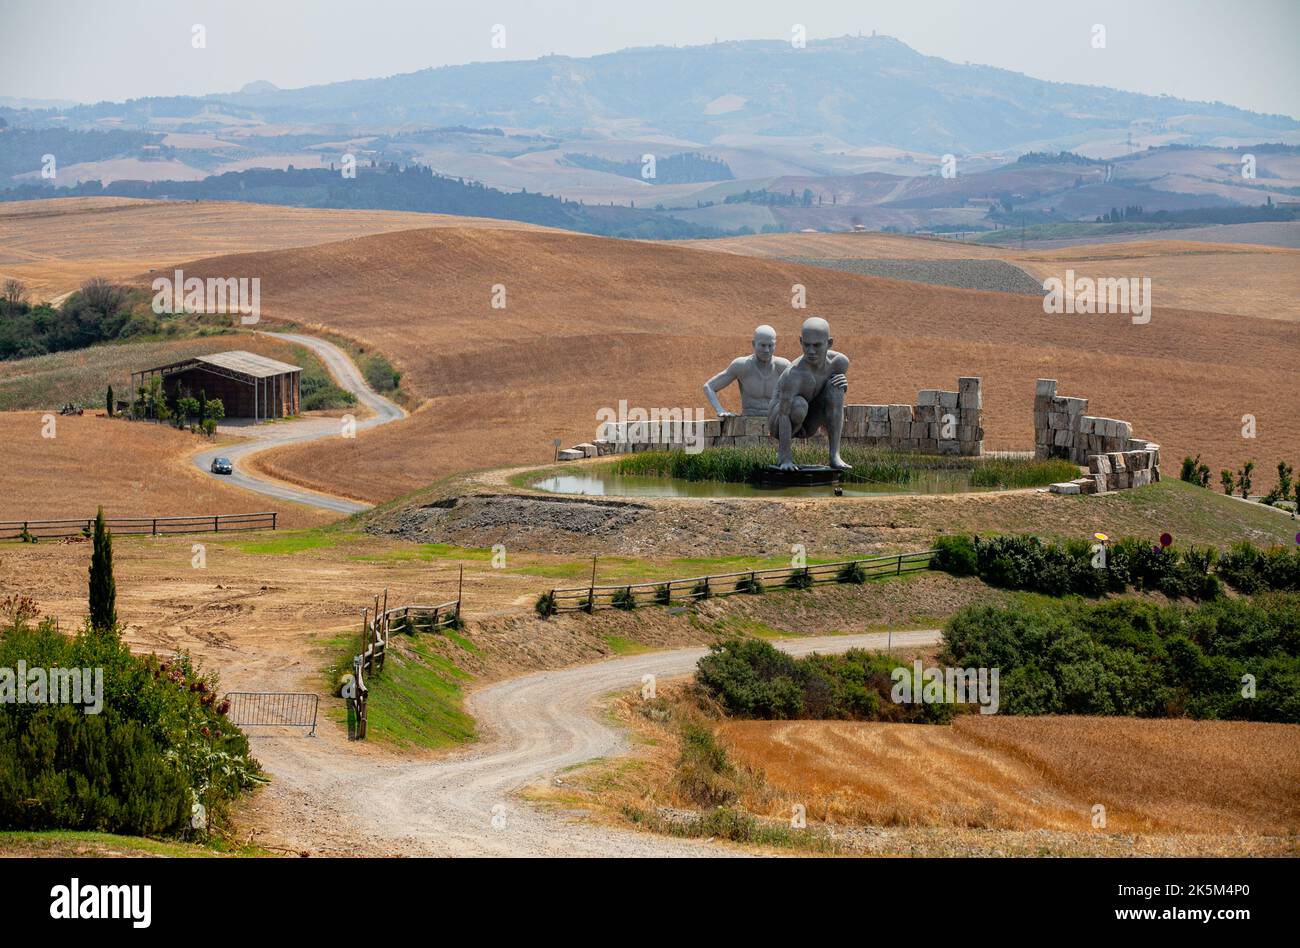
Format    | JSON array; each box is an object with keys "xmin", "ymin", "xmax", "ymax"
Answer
[
  {"xmin": 0, "ymin": 412, "xmax": 328, "ymax": 528},
  {"xmin": 717, "ymin": 716, "xmax": 1300, "ymax": 836}
]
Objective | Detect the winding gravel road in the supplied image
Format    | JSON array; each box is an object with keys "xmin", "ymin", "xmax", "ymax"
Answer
[
  {"xmin": 192, "ymin": 332, "xmax": 405, "ymax": 514},
  {"xmin": 256, "ymin": 629, "xmax": 941, "ymax": 857}
]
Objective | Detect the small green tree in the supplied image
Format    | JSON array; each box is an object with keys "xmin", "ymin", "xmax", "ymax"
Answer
[
  {"xmin": 176, "ymin": 395, "xmax": 200, "ymax": 428},
  {"xmin": 1237, "ymin": 461, "xmax": 1255, "ymax": 499},
  {"xmin": 88, "ymin": 507, "xmax": 116, "ymax": 631},
  {"xmin": 203, "ymin": 397, "xmax": 225, "ymax": 423},
  {"xmin": 1220, "ymin": 470, "xmax": 1234, "ymax": 495}
]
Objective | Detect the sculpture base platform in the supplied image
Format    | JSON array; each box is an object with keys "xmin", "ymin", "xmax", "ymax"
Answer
[{"xmin": 758, "ymin": 464, "xmax": 843, "ymax": 488}]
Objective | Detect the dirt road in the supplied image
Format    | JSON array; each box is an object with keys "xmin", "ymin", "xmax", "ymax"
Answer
[
  {"xmin": 249, "ymin": 629, "xmax": 940, "ymax": 856},
  {"xmin": 192, "ymin": 332, "xmax": 404, "ymax": 513}
]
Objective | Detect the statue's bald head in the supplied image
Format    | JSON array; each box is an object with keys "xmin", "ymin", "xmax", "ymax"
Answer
[
  {"xmin": 751, "ymin": 324, "xmax": 777, "ymax": 363},
  {"xmin": 799, "ymin": 316, "xmax": 832, "ymax": 366},
  {"xmin": 800, "ymin": 316, "xmax": 831, "ymax": 342}
]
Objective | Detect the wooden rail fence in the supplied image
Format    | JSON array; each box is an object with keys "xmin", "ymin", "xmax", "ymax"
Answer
[
  {"xmin": 346, "ymin": 568, "xmax": 464, "ymax": 740},
  {"xmin": 1, "ymin": 512, "xmax": 278, "ymax": 540},
  {"xmin": 545, "ymin": 550, "xmax": 936, "ymax": 614}
]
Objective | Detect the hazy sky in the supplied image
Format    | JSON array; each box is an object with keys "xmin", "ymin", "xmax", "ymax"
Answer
[{"xmin": 3, "ymin": 0, "xmax": 1297, "ymax": 117}]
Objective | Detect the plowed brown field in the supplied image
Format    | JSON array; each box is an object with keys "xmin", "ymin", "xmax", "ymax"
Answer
[{"xmin": 145, "ymin": 226, "xmax": 1300, "ymax": 504}]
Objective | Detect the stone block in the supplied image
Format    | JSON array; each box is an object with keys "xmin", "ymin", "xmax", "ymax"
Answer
[
  {"xmin": 867, "ymin": 404, "xmax": 890, "ymax": 422},
  {"xmin": 720, "ymin": 415, "xmax": 743, "ymax": 437},
  {"xmin": 958, "ymin": 377, "xmax": 982, "ymax": 410},
  {"xmin": 557, "ymin": 448, "xmax": 585, "ymax": 461},
  {"xmin": 1089, "ymin": 454, "xmax": 1111, "ymax": 475},
  {"xmin": 866, "ymin": 422, "xmax": 889, "ymax": 438},
  {"xmin": 1049, "ymin": 411, "xmax": 1068, "ymax": 429},
  {"xmin": 1053, "ymin": 428, "xmax": 1074, "ymax": 447},
  {"xmin": 1108, "ymin": 452, "xmax": 1126, "ymax": 472},
  {"xmin": 1036, "ymin": 379, "xmax": 1058, "ymax": 398},
  {"xmin": 888, "ymin": 404, "xmax": 914, "ymax": 427},
  {"xmin": 920, "ymin": 438, "xmax": 939, "ymax": 453},
  {"xmin": 938, "ymin": 439, "xmax": 961, "ymax": 456},
  {"xmin": 959, "ymin": 440, "xmax": 982, "ymax": 457},
  {"xmin": 572, "ymin": 442, "xmax": 598, "ymax": 458},
  {"xmin": 1050, "ymin": 481, "xmax": 1082, "ymax": 494},
  {"xmin": 938, "ymin": 391, "xmax": 959, "ymax": 409},
  {"xmin": 916, "ymin": 390, "xmax": 940, "ymax": 406}
]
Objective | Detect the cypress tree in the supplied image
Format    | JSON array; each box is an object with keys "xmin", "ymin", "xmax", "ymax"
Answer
[
  {"xmin": 106, "ymin": 384, "xmax": 114, "ymax": 417},
  {"xmin": 89, "ymin": 506, "xmax": 117, "ymax": 630}
]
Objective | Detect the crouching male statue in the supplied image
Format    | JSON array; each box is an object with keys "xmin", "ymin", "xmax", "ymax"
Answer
[
  {"xmin": 770, "ymin": 316, "xmax": 851, "ymax": 470},
  {"xmin": 703, "ymin": 324, "xmax": 791, "ymax": 417}
]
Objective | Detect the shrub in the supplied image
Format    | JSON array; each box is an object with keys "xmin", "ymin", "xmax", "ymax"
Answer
[
  {"xmin": 362, "ymin": 353, "xmax": 400, "ymax": 392},
  {"xmin": 931, "ymin": 534, "xmax": 978, "ymax": 575},
  {"xmin": 692, "ymin": 579, "xmax": 712, "ymax": 600},
  {"xmin": 0, "ymin": 617, "xmax": 263, "ymax": 836},
  {"xmin": 534, "ymin": 591, "xmax": 557, "ymax": 618},
  {"xmin": 836, "ymin": 561, "xmax": 867, "ymax": 584},
  {"xmin": 653, "ymin": 583, "xmax": 672, "ymax": 605},
  {"xmin": 734, "ymin": 574, "xmax": 764, "ymax": 594},
  {"xmin": 783, "ymin": 568, "xmax": 813, "ymax": 590},
  {"xmin": 611, "ymin": 587, "xmax": 637, "ymax": 610}
]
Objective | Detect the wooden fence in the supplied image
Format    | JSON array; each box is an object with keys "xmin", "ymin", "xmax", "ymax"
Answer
[
  {"xmin": 546, "ymin": 550, "xmax": 936, "ymax": 613},
  {"xmin": 346, "ymin": 571, "xmax": 463, "ymax": 740},
  {"xmin": 1, "ymin": 511, "xmax": 277, "ymax": 540}
]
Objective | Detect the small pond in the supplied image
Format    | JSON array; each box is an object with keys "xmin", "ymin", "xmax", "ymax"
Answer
[{"xmin": 531, "ymin": 468, "xmax": 990, "ymax": 499}]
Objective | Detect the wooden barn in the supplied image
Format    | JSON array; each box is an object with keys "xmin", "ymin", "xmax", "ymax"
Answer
[{"xmin": 132, "ymin": 350, "xmax": 302, "ymax": 419}]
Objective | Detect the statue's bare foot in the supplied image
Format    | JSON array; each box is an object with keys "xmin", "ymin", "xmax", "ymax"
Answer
[
  {"xmin": 777, "ymin": 459, "xmax": 799, "ymax": 472},
  {"xmin": 830, "ymin": 454, "xmax": 853, "ymax": 471}
]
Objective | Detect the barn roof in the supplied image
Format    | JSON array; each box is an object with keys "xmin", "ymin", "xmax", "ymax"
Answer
[
  {"xmin": 139, "ymin": 350, "xmax": 302, "ymax": 380},
  {"xmin": 193, "ymin": 351, "xmax": 301, "ymax": 378}
]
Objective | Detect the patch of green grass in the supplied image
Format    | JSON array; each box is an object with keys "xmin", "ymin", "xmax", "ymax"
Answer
[
  {"xmin": 222, "ymin": 528, "xmax": 353, "ymax": 555},
  {"xmin": 604, "ymin": 635, "xmax": 654, "ymax": 655},
  {"xmin": 347, "ymin": 542, "xmax": 495, "ymax": 563},
  {"xmin": 0, "ymin": 830, "xmax": 273, "ymax": 857},
  {"xmin": 325, "ymin": 634, "xmax": 475, "ymax": 751},
  {"xmin": 444, "ymin": 629, "xmax": 481, "ymax": 654}
]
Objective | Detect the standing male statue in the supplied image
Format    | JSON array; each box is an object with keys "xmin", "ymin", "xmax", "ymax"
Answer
[
  {"xmin": 770, "ymin": 316, "xmax": 851, "ymax": 470},
  {"xmin": 703, "ymin": 324, "xmax": 791, "ymax": 417}
]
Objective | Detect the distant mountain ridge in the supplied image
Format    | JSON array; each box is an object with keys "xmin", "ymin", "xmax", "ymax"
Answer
[{"xmin": 32, "ymin": 36, "xmax": 1300, "ymax": 155}]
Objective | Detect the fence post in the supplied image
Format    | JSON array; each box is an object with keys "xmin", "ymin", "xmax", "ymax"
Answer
[
  {"xmin": 896, "ymin": 554, "xmax": 902, "ymax": 575},
  {"xmin": 214, "ymin": 515, "xmax": 220, "ymax": 532},
  {"xmin": 152, "ymin": 518, "xmax": 157, "ymax": 536},
  {"xmin": 272, "ymin": 512, "xmax": 277, "ymax": 530}
]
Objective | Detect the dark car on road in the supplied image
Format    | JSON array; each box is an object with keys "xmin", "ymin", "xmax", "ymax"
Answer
[{"xmin": 210, "ymin": 457, "xmax": 234, "ymax": 475}]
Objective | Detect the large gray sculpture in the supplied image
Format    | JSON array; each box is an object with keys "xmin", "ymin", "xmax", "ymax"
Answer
[
  {"xmin": 770, "ymin": 316, "xmax": 851, "ymax": 470},
  {"xmin": 703, "ymin": 324, "xmax": 791, "ymax": 417}
]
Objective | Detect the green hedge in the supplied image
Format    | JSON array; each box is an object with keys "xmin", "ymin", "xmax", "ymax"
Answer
[
  {"xmin": 695, "ymin": 638, "xmax": 952, "ymax": 723},
  {"xmin": 931, "ymin": 533, "xmax": 1231, "ymax": 600},
  {"xmin": 0, "ymin": 617, "xmax": 263, "ymax": 837},
  {"xmin": 942, "ymin": 595, "xmax": 1300, "ymax": 721}
]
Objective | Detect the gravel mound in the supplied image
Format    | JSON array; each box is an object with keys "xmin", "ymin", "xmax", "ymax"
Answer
[
  {"xmin": 376, "ymin": 494, "xmax": 648, "ymax": 545},
  {"xmin": 784, "ymin": 257, "xmax": 1043, "ymax": 295}
]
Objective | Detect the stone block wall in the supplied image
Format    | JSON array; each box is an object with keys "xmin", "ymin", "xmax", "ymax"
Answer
[
  {"xmin": 1035, "ymin": 379, "xmax": 1162, "ymax": 495},
  {"xmin": 570, "ymin": 377, "xmax": 983, "ymax": 458}
]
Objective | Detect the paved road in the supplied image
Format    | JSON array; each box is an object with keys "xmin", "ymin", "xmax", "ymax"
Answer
[
  {"xmin": 255, "ymin": 629, "xmax": 942, "ymax": 857},
  {"xmin": 192, "ymin": 332, "xmax": 404, "ymax": 514}
]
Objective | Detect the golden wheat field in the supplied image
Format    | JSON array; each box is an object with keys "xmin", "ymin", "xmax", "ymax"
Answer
[{"xmin": 717, "ymin": 715, "xmax": 1300, "ymax": 835}]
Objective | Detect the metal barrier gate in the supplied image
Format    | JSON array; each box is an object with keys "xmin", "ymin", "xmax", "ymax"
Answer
[{"xmin": 223, "ymin": 692, "xmax": 319, "ymax": 736}]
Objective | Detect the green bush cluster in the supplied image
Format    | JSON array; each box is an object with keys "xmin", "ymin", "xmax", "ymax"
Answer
[
  {"xmin": 931, "ymin": 533, "xmax": 1223, "ymax": 600},
  {"xmin": 695, "ymin": 638, "xmax": 951, "ymax": 723},
  {"xmin": 362, "ymin": 353, "xmax": 401, "ymax": 392},
  {"xmin": 1216, "ymin": 542, "xmax": 1300, "ymax": 593},
  {"xmin": 942, "ymin": 595, "xmax": 1300, "ymax": 721},
  {"xmin": 0, "ymin": 617, "xmax": 264, "ymax": 836}
]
